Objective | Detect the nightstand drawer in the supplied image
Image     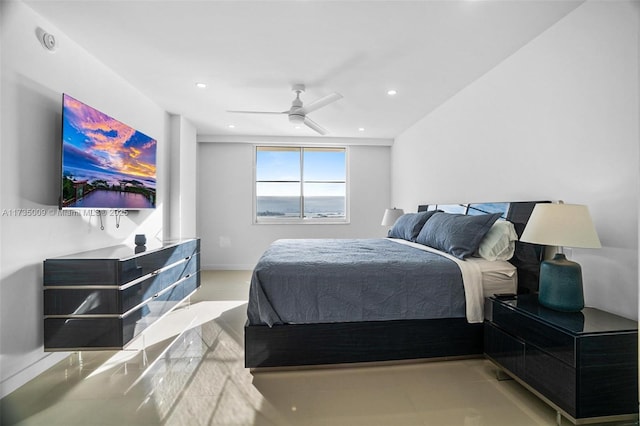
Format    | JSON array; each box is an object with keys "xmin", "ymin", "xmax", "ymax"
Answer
[
  {"xmin": 492, "ymin": 302, "xmax": 575, "ymax": 366},
  {"xmin": 484, "ymin": 322, "xmax": 524, "ymax": 376},
  {"xmin": 524, "ymin": 346, "xmax": 576, "ymax": 416}
]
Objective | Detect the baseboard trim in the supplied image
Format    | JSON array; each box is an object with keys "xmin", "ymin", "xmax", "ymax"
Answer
[
  {"xmin": 1, "ymin": 351, "xmax": 68, "ymax": 399},
  {"xmin": 201, "ymin": 264, "xmax": 255, "ymax": 271}
]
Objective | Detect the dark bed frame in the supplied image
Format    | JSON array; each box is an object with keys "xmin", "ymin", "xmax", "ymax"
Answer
[{"xmin": 245, "ymin": 201, "xmax": 548, "ymax": 369}]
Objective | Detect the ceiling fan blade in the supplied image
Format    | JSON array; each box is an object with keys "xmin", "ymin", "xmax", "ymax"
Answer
[
  {"xmin": 227, "ymin": 110, "xmax": 287, "ymax": 114},
  {"xmin": 300, "ymin": 92, "xmax": 343, "ymax": 114},
  {"xmin": 303, "ymin": 117, "xmax": 328, "ymax": 135}
]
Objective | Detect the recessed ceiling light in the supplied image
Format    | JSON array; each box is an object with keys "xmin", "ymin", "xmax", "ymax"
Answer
[
  {"xmin": 358, "ymin": 127, "xmax": 365, "ymax": 132},
  {"xmin": 387, "ymin": 89, "xmax": 397, "ymax": 96},
  {"xmin": 195, "ymin": 82, "xmax": 207, "ymax": 88},
  {"xmin": 227, "ymin": 124, "xmax": 235, "ymax": 129}
]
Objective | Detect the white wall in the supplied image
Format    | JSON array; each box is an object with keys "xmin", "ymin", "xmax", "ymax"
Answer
[
  {"xmin": 0, "ymin": 1, "xmax": 170, "ymax": 397},
  {"xmin": 198, "ymin": 142, "xmax": 390, "ymax": 269},
  {"xmin": 392, "ymin": 0, "xmax": 639, "ymax": 319},
  {"xmin": 168, "ymin": 115, "xmax": 198, "ymax": 240}
]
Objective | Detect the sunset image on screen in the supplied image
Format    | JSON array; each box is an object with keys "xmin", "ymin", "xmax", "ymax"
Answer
[{"xmin": 61, "ymin": 94, "xmax": 157, "ymax": 209}]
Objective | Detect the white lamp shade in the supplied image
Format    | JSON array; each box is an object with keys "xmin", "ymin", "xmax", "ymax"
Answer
[
  {"xmin": 520, "ymin": 203, "xmax": 601, "ymax": 248},
  {"xmin": 381, "ymin": 208, "xmax": 404, "ymax": 226}
]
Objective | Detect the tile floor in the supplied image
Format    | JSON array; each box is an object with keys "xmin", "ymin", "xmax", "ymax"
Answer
[{"xmin": 1, "ymin": 270, "xmax": 637, "ymax": 426}]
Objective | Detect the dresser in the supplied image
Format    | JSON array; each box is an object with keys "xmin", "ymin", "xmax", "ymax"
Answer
[
  {"xmin": 485, "ymin": 294, "xmax": 638, "ymax": 424},
  {"xmin": 43, "ymin": 238, "xmax": 200, "ymax": 351}
]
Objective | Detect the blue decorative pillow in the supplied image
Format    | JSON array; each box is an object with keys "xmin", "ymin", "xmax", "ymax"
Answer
[
  {"xmin": 416, "ymin": 212, "xmax": 502, "ymax": 259},
  {"xmin": 388, "ymin": 210, "xmax": 440, "ymax": 242}
]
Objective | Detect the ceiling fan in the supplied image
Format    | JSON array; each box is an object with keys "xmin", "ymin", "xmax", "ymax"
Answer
[{"xmin": 227, "ymin": 84, "xmax": 343, "ymax": 135}]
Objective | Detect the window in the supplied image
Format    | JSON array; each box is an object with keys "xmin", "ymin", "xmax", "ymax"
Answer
[{"xmin": 255, "ymin": 146, "xmax": 347, "ymax": 223}]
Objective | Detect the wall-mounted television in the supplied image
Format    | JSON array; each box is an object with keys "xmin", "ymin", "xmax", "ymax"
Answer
[{"xmin": 61, "ymin": 94, "xmax": 157, "ymax": 210}]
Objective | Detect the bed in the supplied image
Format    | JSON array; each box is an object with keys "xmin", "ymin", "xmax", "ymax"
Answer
[{"xmin": 245, "ymin": 201, "xmax": 548, "ymax": 369}]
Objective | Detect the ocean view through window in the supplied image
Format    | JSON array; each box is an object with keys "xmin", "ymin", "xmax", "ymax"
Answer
[{"xmin": 255, "ymin": 146, "xmax": 347, "ymax": 222}]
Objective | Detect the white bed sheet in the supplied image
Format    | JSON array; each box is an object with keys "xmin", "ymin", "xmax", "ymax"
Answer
[
  {"xmin": 471, "ymin": 257, "xmax": 518, "ymax": 299},
  {"xmin": 390, "ymin": 239, "xmax": 517, "ymax": 323}
]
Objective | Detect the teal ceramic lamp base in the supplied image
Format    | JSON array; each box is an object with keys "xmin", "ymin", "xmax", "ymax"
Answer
[{"xmin": 538, "ymin": 253, "xmax": 584, "ymax": 312}]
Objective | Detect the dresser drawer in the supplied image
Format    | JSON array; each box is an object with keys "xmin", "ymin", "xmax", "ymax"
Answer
[
  {"xmin": 122, "ymin": 274, "xmax": 198, "ymax": 343},
  {"xmin": 44, "ymin": 259, "xmax": 120, "ymax": 286},
  {"xmin": 121, "ymin": 255, "xmax": 199, "ymax": 313},
  {"xmin": 492, "ymin": 302, "xmax": 575, "ymax": 366},
  {"xmin": 124, "ymin": 239, "xmax": 199, "ymax": 282},
  {"xmin": 44, "ymin": 288, "xmax": 120, "ymax": 315},
  {"xmin": 44, "ymin": 254, "xmax": 199, "ymax": 316},
  {"xmin": 44, "ymin": 273, "xmax": 200, "ymax": 349},
  {"xmin": 45, "ymin": 240, "xmax": 200, "ymax": 286},
  {"xmin": 44, "ymin": 317, "xmax": 125, "ymax": 349}
]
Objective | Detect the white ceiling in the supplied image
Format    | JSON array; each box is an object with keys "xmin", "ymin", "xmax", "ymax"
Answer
[{"xmin": 25, "ymin": 0, "xmax": 582, "ymax": 140}]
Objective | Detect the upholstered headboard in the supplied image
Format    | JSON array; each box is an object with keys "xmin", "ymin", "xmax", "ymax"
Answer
[{"xmin": 417, "ymin": 201, "xmax": 550, "ymax": 294}]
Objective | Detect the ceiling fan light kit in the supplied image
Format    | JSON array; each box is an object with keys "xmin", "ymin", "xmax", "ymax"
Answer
[
  {"xmin": 288, "ymin": 113, "xmax": 305, "ymax": 124},
  {"xmin": 228, "ymin": 84, "xmax": 343, "ymax": 135}
]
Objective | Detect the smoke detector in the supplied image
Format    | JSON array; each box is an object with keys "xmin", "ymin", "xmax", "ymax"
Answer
[{"xmin": 36, "ymin": 28, "xmax": 57, "ymax": 51}]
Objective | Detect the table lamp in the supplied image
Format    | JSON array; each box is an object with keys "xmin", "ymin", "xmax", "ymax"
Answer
[
  {"xmin": 381, "ymin": 207, "xmax": 404, "ymax": 226},
  {"xmin": 519, "ymin": 202, "xmax": 601, "ymax": 312}
]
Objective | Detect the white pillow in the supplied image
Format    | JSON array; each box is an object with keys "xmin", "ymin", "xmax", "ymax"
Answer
[{"xmin": 477, "ymin": 219, "xmax": 518, "ymax": 261}]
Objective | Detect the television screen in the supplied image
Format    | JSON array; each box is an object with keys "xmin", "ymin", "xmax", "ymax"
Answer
[{"xmin": 61, "ymin": 94, "xmax": 157, "ymax": 209}]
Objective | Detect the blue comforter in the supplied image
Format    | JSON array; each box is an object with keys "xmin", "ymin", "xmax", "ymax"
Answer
[{"xmin": 247, "ymin": 239, "xmax": 465, "ymax": 326}]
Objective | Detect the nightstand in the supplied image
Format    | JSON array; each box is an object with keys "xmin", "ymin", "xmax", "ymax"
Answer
[{"xmin": 485, "ymin": 294, "xmax": 638, "ymax": 425}]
